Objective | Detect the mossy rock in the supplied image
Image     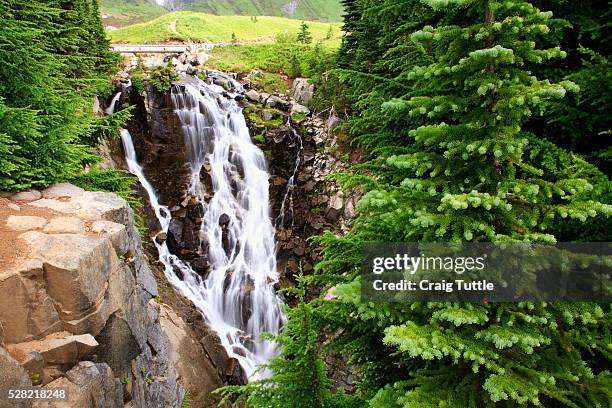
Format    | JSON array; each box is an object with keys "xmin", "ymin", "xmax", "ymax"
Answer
[{"xmin": 251, "ymin": 134, "xmax": 266, "ymax": 145}]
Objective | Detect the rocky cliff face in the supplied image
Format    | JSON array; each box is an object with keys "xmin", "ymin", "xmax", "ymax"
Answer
[
  {"xmin": 116, "ymin": 63, "xmax": 358, "ymax": 291},
  {"xmin": 0, "ymin": 184, "xmax": 183, "ymax": 407}
]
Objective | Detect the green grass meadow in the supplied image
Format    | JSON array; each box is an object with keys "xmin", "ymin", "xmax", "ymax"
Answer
[{"xmin": 109, "ymin": 12, "xmax": 342, "ymax": 45}]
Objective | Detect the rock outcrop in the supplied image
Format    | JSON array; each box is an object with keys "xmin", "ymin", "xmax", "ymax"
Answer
[
  {"xmin": 0, "ymin": 184, "xmax": 184, "ymax": 407},
  {"xmin": 291, "ymin": 78, "xmax": 315, "ymax": 107}
]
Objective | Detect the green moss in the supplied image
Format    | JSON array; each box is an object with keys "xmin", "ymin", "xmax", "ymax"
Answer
[
  {"xmin": 252, "ymin": 134, "xmax": 265, "ymax": 144},
  {"xmin": 250, "ymin": 71, "xmax": 289, "ymax": 94}
]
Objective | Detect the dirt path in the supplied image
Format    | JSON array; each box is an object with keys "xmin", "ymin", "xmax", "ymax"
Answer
[{"xmin": 169, "ymin": 19, "xmax": 179, "ymax": 36}]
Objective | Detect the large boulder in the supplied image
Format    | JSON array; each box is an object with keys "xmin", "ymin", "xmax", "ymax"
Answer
[
  {"xmin": 0, "ymin": 260, "xmax": 62, "ymax": 343},
  {"xmin": 292, "ymin": 78, "xmax": 314, "ymax": 106},
  {"xmin": 20, "ymin": 232, "xmax": 119, "ymax": 323},
  {"xmin": 41, "ymin": 183, "xmax": 85, "ymax": 199},
  {"xmin": 31, "ymin": 362, "xmax": 122, "ymax": 408}
]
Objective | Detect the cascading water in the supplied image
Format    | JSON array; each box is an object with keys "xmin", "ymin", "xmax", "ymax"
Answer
[
  {"xmin": 171, "ymin": 75, "xmax": 284, "ymax": 378},
  {"xmin": 106, "ymin": 92, "xmax": 122, "ymax": 115},
  {"xmin": 107, "ymin": 74, "xmax": 285, "ymax": 380}
]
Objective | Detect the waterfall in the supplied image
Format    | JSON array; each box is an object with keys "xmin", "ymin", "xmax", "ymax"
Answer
[
  {"xmin": 106, "ymin": 92, "xmax": 122, "ymax": 115},
  {"xmin": 171, "ymin": 76, "xmax": 284, "ymax": 379},
  {"xmin": 109, "ymin": 75, "xmax": 285, "ymax": 380}
]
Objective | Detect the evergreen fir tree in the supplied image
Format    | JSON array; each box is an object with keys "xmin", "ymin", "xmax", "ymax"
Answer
[
  {"xmin": 312, "ymin": 0, "xmax": 611, "ymax": 406},
  {"xmin": 217, "ymin": 282, "xmax": 361, "ymax": 408},
  {"xmin": 297, "ymin": 21, "xmax": 313, "ymax": 44},
  {"xmin": 290, "ymin": 53, "xmax": 302, "ymax": 78},
  {"xmin": 337, "ymin": 0, "xmax": 362, "ymax": 68},
  {"xmin": 0, "ymin": 0, "xmax": 119, "ymax": 190}
]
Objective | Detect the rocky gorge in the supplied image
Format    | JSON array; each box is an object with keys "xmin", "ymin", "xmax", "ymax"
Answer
[{"xmin": 1, "ymin": 52, "xmax": 357, "ymax": 407}]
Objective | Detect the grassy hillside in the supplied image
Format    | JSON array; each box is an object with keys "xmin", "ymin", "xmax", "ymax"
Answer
[
  {"xmin": 100, "ymin": 0, "xmax": 343, "ymax": 27},
  {"xmin": 182, "ymin": 0, "xmax": 344, "ymax": 22},
  {"xmin": 206, "ymin": 43, "xmax": 335, "ymax": 75},
  {"xmin": 101, "ymin": 0, "xmax": 166, "ymax": 28},
  {"xmin": 109, "ymin": 12, "xmax": 342, "ymax": 44}
]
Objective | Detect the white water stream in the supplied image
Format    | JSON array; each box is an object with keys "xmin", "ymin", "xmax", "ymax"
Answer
[{"xmin": 108, "ymin": 75, "xmax": 284, "ymax": 380}]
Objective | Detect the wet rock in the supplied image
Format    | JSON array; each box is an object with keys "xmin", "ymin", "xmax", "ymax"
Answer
[
  {"xmin": 219, "ymin": 213, "xmax": 231, "ymax": 227},
  {"xmin": 291, "ymin": 103, "xmax": 310, "ymax": 115},
  {"xmin": 266, "ymin": 95, "xmax": 291, "ymax": 111},
  {"xmin": 201, "ymin": 331, "xmax": 247, "ymax": 385},
  {"xmin": 286, "ymin": 258, "xmax": 299, "ymax": 273},
  {"xmin": 189, "ymin": 257, "xmax": 209, "ymax": 277},
  {"xmin": 155, "ymin": 231, "xmax": 167, "ymax": 244},
  {"xmin": 212, "ymin": 76, "xmax": 234, "ymax": 91},
  {"xmin": 181, "ymin": 217, "xmax": 199, "ymax": 252},
  {"xmin": 185, "ymin": 64, "xmax": 197, "ymax": 76},
  {"xmin": 246, "ymin": 90, "xmax": 260, "ymax": 102},
  {"xmin": 168, "ymin": 219, "xmax": 184, "ymax": 247}
]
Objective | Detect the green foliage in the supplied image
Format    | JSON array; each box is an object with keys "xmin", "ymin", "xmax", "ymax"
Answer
[
  {"xmin": 297, "ymin": 21, "xmax": 313, "ymax": 44},
  {"xmin": 290, "ymin": 53, "xmax": 302, "ymax": 78},
  {"xmin": 148, "ymin": 63, "xmax": 179, "ymax": 93},
  {"xmin": 275, "ymin": 30, "xmax": 298, "ymax": 44},
  {"xmin": 526, "ymin": 1, "xmax": 611, "ymax": 170},
  {"xmin": 180, "ymin": 391, "xmax": 190, "ymax": 408},
  {"xmin": 100, "ymin": 0, "xmax": 344, "ymax": 25},
  {"xmin": 248, "ymin": 71, "xmax": 289, "ymax": 94},
  {"xmin": 206, "ymin": 43, "xmax": 337, "ymax": 79},
  {"xmin": 0, "ymin": 0, "xmax": 119, "ymax": 191},
  {"xmin": 217, "ymin": 280, "xmax": 363, "ymax": 408},
  {"xmin": 252, "ymin": 1, "xmax": 612, "ymax": 407}
]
